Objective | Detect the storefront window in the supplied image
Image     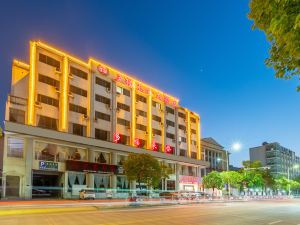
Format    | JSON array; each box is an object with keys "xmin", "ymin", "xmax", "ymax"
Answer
[
  {"xmin": 68, "ymin": 172, "xmax": 86, "ymax": 192},
  {"xmin": 167, "ymin": 180, "xmax": 175, "ymax": 190},
  {"xmin": 94, "ymin": 174, "xmax": 111, "ymax": 191},
  {"xmin": 35, "ymin": 141, "xmax": 87, "ymax": 162},
  {"xmin": 7, "ymin": 137, "xmax": 24, "ymax": 158},
  {"xmin": 117, "ymin": 176, "xmax": 129, "ymax": 190}
]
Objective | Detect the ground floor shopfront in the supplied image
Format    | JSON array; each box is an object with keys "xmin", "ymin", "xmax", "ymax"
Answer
[{"xmin": 1, "ymin": 122, "xmax": 208, "ymax": 199}]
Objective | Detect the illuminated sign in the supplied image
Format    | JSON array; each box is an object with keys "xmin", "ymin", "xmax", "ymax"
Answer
[
  {"xmin": 66, "ymin": 160, "xmax": 123, "ymax": 174},
  {"xmin": 152, "ymin": 141, "xmax": 159, "ymax": 151},
  {"xmin": 165, "ymin": 145, "xmax": 174, "ymax": 154},
  {"xmin": 179, "ymin": 175, "xmax": 200, "ymax": 184},
  {"xmin": 97, "ymin": 64, "xmax": 108, "ymax": 75},
  {"xmin": 39, "ymin": 161, "xmax": 58, "ymax": 171},
  {"xmin": 113, "ymin": 132, "xmax": 121, "ymax": 143},
  {"xmin": 134, "ymin": 138, "xmax": 141, "ymax": 147}
]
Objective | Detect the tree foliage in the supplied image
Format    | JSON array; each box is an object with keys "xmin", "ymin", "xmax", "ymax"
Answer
[
  {"xmin": 220, "ymin": 171, "xmax": 242, "ymax": 189},
  {"xmin": 123, "ymin": 153, "xmax": 171, "ymax": 189},
  {"xmin": 202, "ymin": 171, "xmax": 223, "ymax": 194},
  {"xmin": 248, "ymin": 0, "xmax": 300, "ymax": 90}
]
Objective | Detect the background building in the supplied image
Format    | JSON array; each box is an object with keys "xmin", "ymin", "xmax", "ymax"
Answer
[
  {"xmin": 201, "ymin": 137, "xmax": 229, "ymax": 173},
  {"xmin": 250, "ymin": 142, "xmax": 300, "ymax": 178},
  {"xmin": 1, "ymin": 41, "xmax": 208, "ymax": 199}
]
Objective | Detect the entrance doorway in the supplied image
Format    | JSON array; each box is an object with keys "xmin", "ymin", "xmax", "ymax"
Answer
[
  {"xmin": 32, "ymin": 170, "xmax": 63, "ymax": 198},
  {"xmin": 6, "ymin": 176, "xmax": 20, "ymax": 198}
]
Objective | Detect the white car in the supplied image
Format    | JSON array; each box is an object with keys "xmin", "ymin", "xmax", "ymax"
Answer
[{"xmin": 79, "ymin": 189, "xmax": 96, "ymax": 200}]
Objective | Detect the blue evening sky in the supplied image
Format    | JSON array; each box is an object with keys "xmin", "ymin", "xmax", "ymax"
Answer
[{"xmin": 0, "ymin": 0, "xmax": 299, "ymax": 166}]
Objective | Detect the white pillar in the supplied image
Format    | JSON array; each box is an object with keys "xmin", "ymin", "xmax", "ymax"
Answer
[{"xmin": 176, "ymin": 163, "xmax": 181, "ymax": 191}]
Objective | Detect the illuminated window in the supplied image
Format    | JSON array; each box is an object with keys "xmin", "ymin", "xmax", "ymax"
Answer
[{"xmin": 7, "ymin": 137, "xmax": 24, "ymax": 158}]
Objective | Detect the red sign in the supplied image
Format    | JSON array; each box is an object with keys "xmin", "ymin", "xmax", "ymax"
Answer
[
  {"xmin": 113, "ymin": 132, "xmax": 121, "ymax": 143},
  {"xmin": 97, "ymin": 65, "xmax": 108, "ymax": 75},
  {"xmin": 179, "ymin": 175, "xmax": 200, "ymax": 184},
  {"xmin": 66, "ymin": 160, "xmax": 123, "ymax": 174},
  {"xmin": 165, "ymin": 145, "xmax": 174, "ymax": 154}
]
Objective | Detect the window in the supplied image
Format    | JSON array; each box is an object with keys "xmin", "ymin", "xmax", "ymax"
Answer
[
  {"xmin": 7, "ymin": 137, "xmax": 24, "ymax": 158},
  {"xmin": 37, "ymin": 94, "xmax": 59, "ymax": 107},
  {"xmin": 178, "ymin": 124, "xmax": 186, "ymax": 131},
  {"xmin": 70, "ymin": 85, "xmax": 87, "ymax": 97},
  {"xmin": 136, "ymin": 94, "xmax": 147, "ymax": 103},
  {"xmin": 117, "ymin": 102, "xmax": 130, "ymax": 112},
  {"xmin": 96, "ymin": 77, "xmax": 111, "ymax": 91},
  {"xmin": 95, "ymin": 111, "xmax": 110, "ymax": 121},
  {"xmin": 69, "ymin": 103, "xmax": 87, "ymax": 115},
  {"xmin": 167, "ymin": 180, "xmax": 175, "ymax": 191},
  {"xmin": 191, "ymin": 152, "xmax": 197, "ymax": 159},
  {"xmin": 136, "ymin": 109, "xmax": 147, "ymax": 117},
  {"xmin": 38, "ymin": 115, "xmax": 57, "ymax": 130},
  {"xmin": 95, "ymin": 94, "xmax": 111, "ymax": 107},
  {"xmin": 178, "ymin": 112, "xmax": 186, "ymax": 119},
  {"xmin": 72, "ymin": 123, "xmax": 86, "ymax": 136},
  {"xmin": 116, "ymin": 86, "xmax": 130, "ymax": 97},
  {"xmin": 119, "ymin": 135, "xmax": 130, "ymax": 145},
  {"xmin": 95, "ymin": 129, "xmax": 110, "ymax": 141},
  {"xmin": 136, "ymin": 123, "xmax": 147, "ymax": 131},
  {"xmin": 152, "ymin": 100, "xmax": 161, "ymax": 109},
  {"xmin": 38, "ymin": 74, "xmax": 60, "ymax": 88},
  {"xmin": 39, "ymin": 53, "xmax": 60, "ymax": 71},
  {"xmin": 190, "ymin": 117, "xmax": 196, "ymax": 123},
  {"xmin": 191, "ymin": 140, "xmax": 197, "ymax": 145},
  {"xmin": 191, "ymin": 129, "xmax": 196, "ymax": 134},
  {"xmin": 179, "ymin": 137, "xmax": 186, "ymax": 143},
  {"xmin": 152, "ymin": 115, "xmax": 162, "ymax": 123},
  {"xmin": 9, "ymin": 108, "xmax": 25, "ymax": 124},
  {"xmin": 166, "ymin": 120, "xmax": 175, "ymax": 127},
  {"xmin": 166, "ymin": 106, "xmax": 174, "ymax": 115},
  {"xmin": 152, "ymin": 128, "xmax": 162, "ymax": 136},
  {"xmin": 70, "ymin": 66, "xmax": 88, "ymax": 80},
  {"xmin": 180, "ymin": 149, "xmax": 187, "ymax": 157},
  {"xmin": 166, "ymin": 132, "xmax": 175, "ymax": 139},
  {"xmin": 117, "ymin": 118, "xmax": 130, "ymax": 127}
]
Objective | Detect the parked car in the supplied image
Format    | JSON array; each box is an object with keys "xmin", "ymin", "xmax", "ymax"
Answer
[
  {"xmin": 79, "ymin": 189, "xmax": 96, "ymax": 200},
  {"xmin": 159, "ymin": 192, "xmax": 179, "ymax": 199}
]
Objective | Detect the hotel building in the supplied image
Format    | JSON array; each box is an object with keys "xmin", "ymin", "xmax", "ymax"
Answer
[{"xmin": 1, "ymin": 41, "xmax": 208, "ymax": 199}]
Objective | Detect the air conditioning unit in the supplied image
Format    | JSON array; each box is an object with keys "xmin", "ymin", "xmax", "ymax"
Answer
[
  {"xmin": 35, "ymin": 101, "xmax": 41, "ymax": 106},
  {"xmin": 145, "ymin": 131, "xmax": 148, "ymax": 135},
  {"xmin": 54, "ymin": 67, "xmax": 62, "ymax": 74},
  {"xmin": 68, "ymin": 74, "xmax": 74, "ymax": 79},
  {"xmin": 160, "ymin": 122, "xmax": 164, "ymax": 126},
  {"xmin": 83, "ymin": 114, "xmax": 89, "ymax": 120},
  {"xmin": 106, "ymin": 87, "xmax": 111, "ymax": 93},
  {"xmin": 106, "ymin": 104, "xmax": 112, "ymax": 110},
  {"xmin": 68, "ymin": 92, "xmax": 74, "ymax": 98},
  {"xmin": 55, "ymin": 87, "xmax": 60, "ymax": 93}
]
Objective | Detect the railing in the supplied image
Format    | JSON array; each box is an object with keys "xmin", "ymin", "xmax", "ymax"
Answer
[{"xmin": 8, "ymin": 95, "xmax": 27, "ymax": 106}]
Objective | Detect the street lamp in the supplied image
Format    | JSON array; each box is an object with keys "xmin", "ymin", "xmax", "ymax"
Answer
[{"xmin": 288, "ymin": 164, "xmax": 299, "ymax": 196}]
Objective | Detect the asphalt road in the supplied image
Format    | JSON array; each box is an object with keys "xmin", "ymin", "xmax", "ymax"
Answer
[{"xmin": 0, "ymin": 200, "xmax": 299, "ymax": 225}]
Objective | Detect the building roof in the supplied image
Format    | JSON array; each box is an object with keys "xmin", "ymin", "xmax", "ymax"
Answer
[{"xmin": 201, "ymin": 137, "xmax": 224, "ymax": 149}]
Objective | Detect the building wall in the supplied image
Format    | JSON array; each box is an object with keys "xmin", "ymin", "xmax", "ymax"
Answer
[{"xmin": 249, "ymin": 146, "xmax": 266, "ymax": 166}]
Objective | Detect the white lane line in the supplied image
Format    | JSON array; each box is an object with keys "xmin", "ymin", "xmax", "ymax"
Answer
[{"xmin": 268, "ymin": 220, "xmax": 282, "ymax": 225}]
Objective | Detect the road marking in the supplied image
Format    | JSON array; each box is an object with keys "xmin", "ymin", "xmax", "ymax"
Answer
[{"xmin": 268, "ymin": 220, "xmax": 282, "ymax": 225}]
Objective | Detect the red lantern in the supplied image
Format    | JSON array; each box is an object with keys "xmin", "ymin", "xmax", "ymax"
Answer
[
  {"xmin": 165, "ymin": 145, "xmax": 173, "ymax": 154},
  {"xmin": 152, "ymin": 141, "xmax": 158, "ymax": 151},
  {"xmin": 134, "ymin": 138, "xmax": 141, "ymax": 147},
  {"xmin": 113, "ymin": 132, "xmax": 121, "ymax": 143}
]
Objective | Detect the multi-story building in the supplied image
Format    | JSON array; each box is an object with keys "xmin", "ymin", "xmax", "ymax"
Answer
[
  {"xmin": 1, "ymin": 41, "xmax": 208, "ymax": 199},
  {"xmin": 250, "ymin": 142, "xmax": 300, "ymax": 178},
  {"xmin": 201, "ymin": 137, "xmax": 229, "ymax": 173}
]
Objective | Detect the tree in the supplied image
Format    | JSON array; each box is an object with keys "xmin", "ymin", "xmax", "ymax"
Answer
[
  {"xmin": 220, "ymin": 171, "xmax": 242, "ymax": 196},
  {"xmin": 248, "ymin": 0, "xmax": 300, "ymax": 90},
  {"xmin": 202, "ymin": 171, "xmax": 223, "ymax": 196},
  {"xmin": 123, "ymin": 153, "xmax": 171, "ymax": 190}
]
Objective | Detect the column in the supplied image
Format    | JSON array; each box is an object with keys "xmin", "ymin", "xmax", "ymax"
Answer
[
  {"xmin": 186, "ymin": 110, "xmax": 191, "ymax": 157},
  {"xmin": 111, "ymin": 152, "xmax": 117, "ymax": 191},
  {"xmin": 176, "ymin": 163, "xmax": 181, "ymax": 191},
  {"xmin": 147, "ymin": 91, "xmax": 152, "ymax": 149},
  {"xmin": 87, "ymin": 149, "xmax": 95, "ymax": 188},
  {"xmin": 130, "ymin": 81, "xmax": 136, "ymax": 146},
  {"xmin": 59, "ymin": 56, "xmax": 69, "ymax": 132},
  {"xmin": 24, "ymin": 138, "xmax": 33, "ymax": 199}
]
